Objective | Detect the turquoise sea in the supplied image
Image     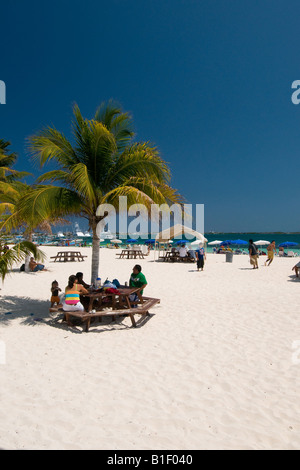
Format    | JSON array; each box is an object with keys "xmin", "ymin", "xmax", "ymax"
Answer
[
  {"xmin": 100, "ymin": 233, "xmax": 300, "ymax": 254},
  {"xmin": 42, "ymin": 232, "xmax": 300, "ymax": 254}
]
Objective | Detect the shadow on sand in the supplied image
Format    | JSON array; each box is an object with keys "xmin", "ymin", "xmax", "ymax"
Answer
[
  {"xmin": 287, "ymin": 275, "xmax": 300, "ymax": 283},
  {"xmin": 0, "ymin": 295, "xmax": 155, "ymax": 334}
]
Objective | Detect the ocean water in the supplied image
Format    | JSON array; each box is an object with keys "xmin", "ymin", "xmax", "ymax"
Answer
[
  {"xmin": 97, "ymin": 233, "xmax": 300, "ymax": 254},
  {"xmin": 48, "ymin": 232, "xmax": 300, "ymax": 254}
]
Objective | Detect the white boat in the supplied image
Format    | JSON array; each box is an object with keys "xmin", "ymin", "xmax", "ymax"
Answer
[
  {"xmin": 74, "ymin": 222, "xmax": 85, "ymax": 238},
  {"xmin": 100, "ymin": 229, "xmax": 114, "ymax": 240}
]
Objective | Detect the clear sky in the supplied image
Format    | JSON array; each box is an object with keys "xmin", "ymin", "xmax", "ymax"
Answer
[{"xmin": 1, "ymin": 0, "xmax": 300, "ymax": 232}]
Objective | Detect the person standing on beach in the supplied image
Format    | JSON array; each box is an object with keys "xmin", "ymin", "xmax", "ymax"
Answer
[
  {"xmin": 195, "ymin": 243, "xmax": 206, "ymax": 271},
  {"xmin": 265, "ymin": 241, "xmax": 276, "ymax": 266},
  {"xmin": 248, "ymin": 239, "xmax": 258, "ymax": 269}
]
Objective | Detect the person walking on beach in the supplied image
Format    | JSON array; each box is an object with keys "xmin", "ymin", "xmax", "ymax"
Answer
[
  {"xmin": 265, "ymin": 240, "xmax": 276, "ymax": 266},
  {"xmin": 292, "ymin": 261, "xmax": 300, "ymax": 278},
  {"xmin": 248, "ymin": 239, "xmax": 258, "ymax": 269},
  {"xmin": 195, "ymin": 243, "xmax": 206, "ymax": 271}
]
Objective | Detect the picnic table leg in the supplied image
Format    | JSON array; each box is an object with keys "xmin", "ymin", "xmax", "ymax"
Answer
[
  {"xmin": 111, "ymin": 294, "xmax": 116, "ymax": 321},
  {"xmin": 88, "ymin": 298, "xmax": 93, "ymax": 312},
  {"xmin": 128, "ymin": 312, "xmax": 137, "ymax": 327},
  {"xmin": 65, "ymin": 313, "xmax": 73, "ymax": 326},
  {"xmin": 85, "ymin": 318, "xmax": 91, "ymax": 332},
  {"xmin": 136, "ymin": 291, "xmax": 144, "ymax": 304},
  {"xmin": 125, "ymin": 295, "xmax": 131, "ymax": 309}
]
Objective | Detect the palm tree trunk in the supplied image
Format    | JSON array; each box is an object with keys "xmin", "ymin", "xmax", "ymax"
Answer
[
  {"xmin": 25, "ymin": 230, "xmax": 33, "ymax": 272},
  {"xmin": 91, "ymin": 225, "xmax": 100, "ymax": 285}
]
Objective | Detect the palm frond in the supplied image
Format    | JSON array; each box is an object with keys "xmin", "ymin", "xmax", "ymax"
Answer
[
  {"xmin": 104, "ymin": 143, "xmax": 171, "ymax": 190},
  {"xmin": 28, "ymin": 128, "xmax": 76, "ymax": 168},
  {"xmin": 0, "ymin": 241, "xmax": 45, "ymax": 281}
]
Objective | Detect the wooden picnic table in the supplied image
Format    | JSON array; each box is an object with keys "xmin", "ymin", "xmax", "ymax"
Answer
[
  {"xmin": 83, "ymin": 286, "xmax": 144, "ymax": 327},
  {"xmin": 116, "ymin": 249, "xmax": 145, "ymax": 259},
  {"xmin": 50, "ymin": 251, "xmax": 88, "ymax": 262},
  {"xmin": 84, "ymin": 286, "xmax": 143, "ymax": 312},
  {"xmin": 159, "ymin": 251, "xmax": 195, "ymax": 263}
]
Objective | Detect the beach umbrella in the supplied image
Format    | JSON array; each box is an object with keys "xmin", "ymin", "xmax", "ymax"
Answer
[
  {"xmin": 220, "ymin": 240, "xmax": 232, "ymax": 246},
  {"xmin": 126, "ymin": 238, "xmax": 138, "ymax": 243},
  {"xmin": 144, "ymin": 239, "xmax": 156, "ymax": 244},
  {"xmin": 254, "ymin": 240, "xmax": 270, "ymax": 246},
  {"xmin": 111, "ymin": 239, "xmax": 122, "ymax": 244},
  {"xmin": 207, "ymin": 240, "xmax": 223, "ymax": 245},
  {"xmin": 231, "ymin": 239, "xmax": 248, "ymax": 245},
  {"xmin": 175, "ymin": 239, "xmax": 187, "ymax": 245},
  {"xmin": 191, "ymin": 239, "xmax": 206, "ymax": 246},
  {"xmin": 279, "ymin": 242, "xmax": 298, "ymax": 248}
]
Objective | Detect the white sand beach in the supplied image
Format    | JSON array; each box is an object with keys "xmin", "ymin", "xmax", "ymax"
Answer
[{"xmin": 1, "ymin": 246, "xmax": 300, "ymax": 450}]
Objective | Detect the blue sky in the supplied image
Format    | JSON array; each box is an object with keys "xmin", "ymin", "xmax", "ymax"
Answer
[{"xmin": 1, "ymin": 0, "xmax": 300, "ymax": 232}]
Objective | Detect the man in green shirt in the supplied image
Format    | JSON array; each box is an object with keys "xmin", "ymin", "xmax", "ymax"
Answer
[{"xmin": 129, "ymin": 265, "xmax": 147, "ymax": 304}]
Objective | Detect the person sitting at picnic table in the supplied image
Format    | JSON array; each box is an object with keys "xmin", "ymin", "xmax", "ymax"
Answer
[
  {"xmin": 179, "ymin": 244, "xmax": 188, "ymax": 257},
  {"xmin": 75, "ymin": 272, "xmax": 92, "ymax": 310},
  {"xmin": 187, "ymin": 248, "xmax": 196, "ymax": 260},
  {"xmin": 62, "ymin": 274, "xmax": 89, "ymax": 312},
  {"xmin": 29, "ymin": 257, "xmax": 47, "ymax": 272},
  {"xmin": 129, "ymin": 265, "xmax": 147, "ymax": 305},
  {"xmin": 75, "ymin": 272, "xmax": 91, "ymax": 290}
]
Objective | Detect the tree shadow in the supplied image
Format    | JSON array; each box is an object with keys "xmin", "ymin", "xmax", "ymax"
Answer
[
  {"xmin": 0, "ymin": 295, "xmax": 156, "ymax": 334},
  {"xmin": 0, "ymin": 295, "xmax": 50, "ymax": 327}
]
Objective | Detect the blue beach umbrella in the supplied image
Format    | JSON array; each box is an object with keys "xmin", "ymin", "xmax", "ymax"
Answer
[
  {"xmin": 278, "ymin": 242, "xmax": 298, "ymax": 248},
  {"xmin": 176, "ymin": 240, "xmax": 187, "ymax": 245},
  {"xmin": 144, "ymin": 239, "xmax": 155, "ymax": 244},
  {"xmin": 231, "ymin": 239, "xmax": 248, "ymax": 245},
  {"xmin": 126, "ymin": 239, "xmax": 138, "ymax": 244},
  {"xmin": 219, "ymin": 240, "xmax": 232, "ymax": 246}
]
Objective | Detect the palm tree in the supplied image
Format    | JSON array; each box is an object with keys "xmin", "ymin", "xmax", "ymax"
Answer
[
  {"xmin": 0, "ymin": 238, "xmax": 45, "ymax": 281},
  {"xmin": 23, "ymin": 101, "xmax": 184, "ymax": 283},
  {"xmin": 0, "ymin": 139, "xmax": 29, "ymax": 184},
  {"xmin": 0, "ymin": 181, "xmax": 68, "ymax": 271}
]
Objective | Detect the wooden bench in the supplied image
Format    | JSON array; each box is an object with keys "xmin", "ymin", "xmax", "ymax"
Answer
[{"xmin": 49, "ymin": 297, "xmax": 160, "ymax": 332}]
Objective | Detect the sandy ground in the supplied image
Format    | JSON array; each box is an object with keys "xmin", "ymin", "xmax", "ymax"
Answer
[{"xmin": 0, "ymin": 246, "xmax": 300, "ymax": 450}]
